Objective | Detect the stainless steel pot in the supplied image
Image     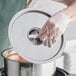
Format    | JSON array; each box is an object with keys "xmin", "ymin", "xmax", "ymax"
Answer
[{"xmin": 2, "ymin": 48, "xmax": 56, "ymax": 76}]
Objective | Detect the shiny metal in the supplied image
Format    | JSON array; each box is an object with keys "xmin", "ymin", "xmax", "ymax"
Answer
[
  {"xmin": 27, "ymin": 27, "xmax": 42, "ymax": 45},
  {"xmin": 0, "ymin": 68, "xmax": 5, "ymax": 76},
  {"xmin": 2, "ymin": 48, "xmax": 56, "ymax": 76}
]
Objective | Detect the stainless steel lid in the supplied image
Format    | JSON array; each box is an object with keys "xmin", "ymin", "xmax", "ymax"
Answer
[{"xmin": 8, "ymin": 8, "xmax": 65, "ymax": 63}]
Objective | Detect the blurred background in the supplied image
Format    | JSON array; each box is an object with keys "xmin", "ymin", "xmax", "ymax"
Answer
[{"xmin": 0, "ymin": 0, "xmax": 27, "ymax": 67}]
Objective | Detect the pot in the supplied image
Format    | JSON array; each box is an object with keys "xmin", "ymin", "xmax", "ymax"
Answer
[{"xmin": 2, "ymin": 48, "xmax": 56, "ymax": 76}]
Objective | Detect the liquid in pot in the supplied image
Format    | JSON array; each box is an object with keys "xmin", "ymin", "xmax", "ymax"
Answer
[{"xmin": 5, "ymin": 51, "xmax": 28, "ymax": 62}]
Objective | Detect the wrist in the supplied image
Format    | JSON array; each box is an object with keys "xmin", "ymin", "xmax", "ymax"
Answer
[
  {"xmin": 63, "ymin": 7, "xmax": 73, "ymax": 20},
  {"xmin": 63, "ymin": 6, "xmax": 76, "ymax": 21}
]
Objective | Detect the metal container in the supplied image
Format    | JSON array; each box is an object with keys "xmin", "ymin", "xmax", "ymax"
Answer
[{"xmin": 2, "ymin": 48, "xmax": 56, "ymax": 76}]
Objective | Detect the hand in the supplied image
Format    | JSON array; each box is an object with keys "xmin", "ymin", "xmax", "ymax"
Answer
[
  {"xmin": 39, "ymin": 19, "xmax": 61, "ymax": 47},
  {"xmin": 39, "ymin": 11, "xmax": 71, "ymax": 47}
]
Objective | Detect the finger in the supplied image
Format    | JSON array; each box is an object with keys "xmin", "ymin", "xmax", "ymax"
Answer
[
  {"xmin": 41, "ymin": 28, "xmax": 55, "ymax": 47},
  {"xmin": 52, "ymin": 34, "xmax": 59, "ymax": 44},
  {"xmin": 55, "ymin": 28, "xmax": 61, "ymax": 40},
  {"xmin": 39, "ymin": 29, "xmax": 47, "ymax": 38},
  {"xmin": 39, "ymin": 20, "xmax": 55, "ymax": 37},
  {"xmin": 39, "ymin": 24, "xmax": 47, "ymax": 37},
  {"xmin": 51, "ymin": 28, "xmax": 61, "ymax": 44},
  {"xmin": 46, "ymin": 21, "xmax": 55, "ymax": 36},
  {"xmin": 45, "ymin": 33, "xmax": 52, "ymax": 48},
  {"xmin": 43, "ymin": 37, "xmax": 52, "ymax": 48},
  {"xmin": 49, "ymin": 28, "xmax": 56, "ymax": 40},
  {"xmin": 47, "ymin": 37, "xmax": 52, "ymax": 47},
  {"xmin": 39, "ymin": 25, "xmax": 54, "ymax": 42},
  {"xmin": 43, "ymin": 39, "xmax": 48, "ymax": 46},
  {"xmin": 41, "ymin": 33, "xmax": 55, "ymax": 47},
  {"xmin": 46, "ymin": 27, "xmax": 56, "ymax": 47},
  {"xmin": 39, "ymin": 28, "xmax": 47, "ymax": 37},
  {"xmin": 46, "ymin": 22, "xmax": 50, "ymax": 36},
  {"xmin": 39, "ymin": 32, "xmax": 47, "ymax": 41},
  {"xmin": 39, "ymin": 30, "xmax": 47, "ymax": 38},
  {"xmin": 52, "ymin": 36, "xmax": 56, "ymax": 44}
]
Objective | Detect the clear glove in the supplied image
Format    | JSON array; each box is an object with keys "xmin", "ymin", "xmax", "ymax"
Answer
[{"xmin": 39, "ymin": 11, "xmax": 71, "ymax": 47}]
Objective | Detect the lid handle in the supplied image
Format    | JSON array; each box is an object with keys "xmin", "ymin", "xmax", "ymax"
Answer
[{"xmin": 27, "ymin": 27, "xmax": 42, "ymax": 45}]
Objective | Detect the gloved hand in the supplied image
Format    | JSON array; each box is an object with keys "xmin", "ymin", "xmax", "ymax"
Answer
[{"xmin": 39, "ymin": 11, "xmax": 71, "ymax": 47}]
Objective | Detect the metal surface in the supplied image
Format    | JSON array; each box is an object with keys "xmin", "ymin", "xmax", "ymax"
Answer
[
  {"xmin": 0, "ymin": 68, "xmax": 5, "ymax": 76},
  {"xmin": 2, "ymin": 48, "xmax": 56, "ymax": 76},
  {"xmin": 0, "ymin": 67, "xmax": 70, "ymax": 76},
  {"xmin": 27, "ymin": 27, "xmax": 42, "ymax": 45},
  {"xmin": 54, "ymin": 67, "xmax": 70, "ymax": 76},
  {"xmin": 8, "ymin": 8, "xmax": 65, "ymax": 63}
]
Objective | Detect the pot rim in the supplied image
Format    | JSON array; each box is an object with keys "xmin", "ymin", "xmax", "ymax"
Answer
[{"xmin": 1, "ymin": 47, "xmax": 33, "ymax": 64}]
